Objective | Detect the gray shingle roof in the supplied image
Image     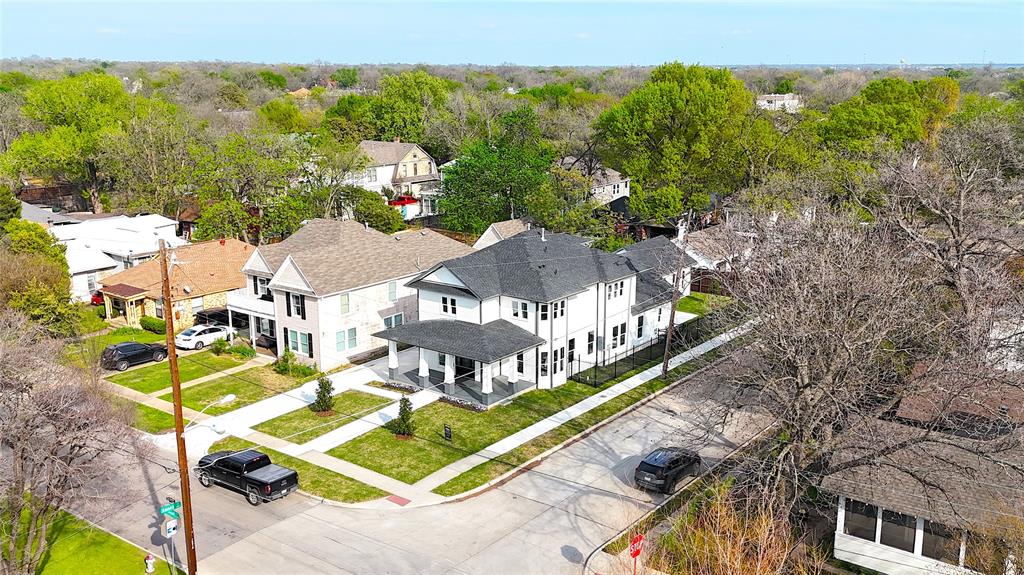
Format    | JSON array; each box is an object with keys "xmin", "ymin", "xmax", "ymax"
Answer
[
  {"xmin": 373, "ymin": 319, "xmax": 545, "ymax": 363},
  {"xmin": 358, "ymin": 140, "xmax": 420, "ymax": 167},
  {"xmin": 632, "ymin": 270, "xmax": 675, "ymax": 314},
  {"xmin": 618, "ymin": 236, "xmax": 696, "ymax": 274},
  {"xmin": 820, "ymin": 419, "xmax": 1024, "ymax": 527},
  {"xmin": 411, "ymin": 229, "xmax": 636, "ymax": 302},
  {"xmin": 20, "ymin": 202, "xmax": 80, "ymax": 225},
  {"xmin": 257, "ymin": 219, "xmax": 474, "ymax": 295},
  {"xmin": 685, "ymin": 225, "xmax": 746, "ymax": 263}
]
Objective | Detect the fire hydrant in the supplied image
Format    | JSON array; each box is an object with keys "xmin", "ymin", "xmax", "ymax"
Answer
[{"xmin": 144, "ymin": 554, "xmax": 156, "ymax": 574}]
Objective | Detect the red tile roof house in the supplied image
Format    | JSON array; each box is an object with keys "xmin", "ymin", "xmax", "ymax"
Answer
[{"xmin": 98, "ymin": 239, "xmax": 255, "ymax": 330}]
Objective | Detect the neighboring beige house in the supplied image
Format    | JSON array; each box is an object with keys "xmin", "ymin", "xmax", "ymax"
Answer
[
  {"xmin": 473, "ymin": 218, "xmax": 532, "ymax": 250},
  {"xmin": 227, "ymin": 219, "xmax": 474, "ymax": 370},
  {"xmin": 99, "ymin": 239, "xmax": 254, "ymax": 330},
  {"xmin": 558, "ymin": 157, "xmax": 631, "ymax": 205},
  {"xmin": 349, "ymin": 139, "xmax": 442, "ymax": 220}
]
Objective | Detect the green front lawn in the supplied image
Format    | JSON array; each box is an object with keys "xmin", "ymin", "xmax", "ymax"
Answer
[
  {"xmin": 66, "ymin": 327, "xmax": 164, "ymax": 367},
  {"xmin": 163, "ymin": 366, "xmax": 311, "ymax": 416},
  {"xmin": 107, "ymin": 350, "xmax": 244, "ymax": 394},
  {"xmin": 253, "ymin": 390, "xmax": 393, "ymax": 445},
  {"xmin": 132, "ymin": 403, "xmax": 188, "ymax": 434},
  {"xmin": 676, "ymin": 292, "xmax": 732, "ymax": 316},
  {"xmin": 328, "ymin": 381, "xmax": 600, "ymax": 484},
  {"xmin": 39, "ymin": 511, "xmax": 181, "ymax": 575},
  {"xmin": 433, "ymin": 347, "xmax": 722, "ymax": 496},
  {"xmin": 75, "ymin": 303, "xmax": 109, "ymax": 335},
  {"xmin": 209, "ymin": 436, "xmax": 387, "ymax": 503}
]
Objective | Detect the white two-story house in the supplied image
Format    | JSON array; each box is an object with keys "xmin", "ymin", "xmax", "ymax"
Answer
[
  {"xmin": 225, "ymin": 218, "xmax": 474, "ymax": 369},
  {"xmin": 374, "ymin": 229, "xmax": 681, "ymax": 407},
  {"xmin": 348, "ymin": 139, "xmax": 442, "ymax": 221}
]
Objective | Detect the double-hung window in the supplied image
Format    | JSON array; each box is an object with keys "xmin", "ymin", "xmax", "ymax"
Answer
[
  {"xmin": 587, "ymin": 331, "xmax": 595, "ymax": 354},
  {"xmin": 290, "ymin": 329, "xmax": 300, "ymax": 352},
  {"xmin": 335, "ymin": 327, "xmax": 358, "ymax": 352},
  {"xmin": 387, "ymin": 281, "xmax": 398, "ymax": 302},
  {"xmin": 155, "ymin": 298, "xmax": 164, "ymax": 319},
  {"xmin": 637, "ymin": 316, "xmax": 645, "ymax": 338},
  {"xmin": 567, "ymin": 339, "xmax": 575, "ymax": 363},
  {"xmin": 553, "ymin": 300, "xmax": 565, "ymax": 319},
  {"xmin": 540, "ymin": 351, "xmax": 549, "ymax": 376},
  {"xmin": 191, "ymin": 297, "xmax": 203, "ymax": 314},
  {"xmin": 289, "ymin": 293, "xmax": 305, "ymax": 318},
  {"xmin": 384, "ymin": 313, "xmax": 404, "ymax": 328},
  {"xmin": 611, "ymin": 325, "xmax": 620, "ymax": 349},
  {"xmin": 516, "ymin": 352, "xmax": 524, "ymax": 374},
  {"xmin": 512, "ymin": 300, "xmax": 529, "ymax": 319},
  {"xmin": 618, "ymin": 322, "xmax": 627, "ymax": 346},
  {"xmin": 339, "ymin": 293, "xmax": 350, "ymax": 314},
  {"xmin": 539, "ymin": 303, "xmax": 549, "ymax": 321},
  {"xmin": 553, "ymin": 347, "xmax": 565, "ymax": 374},
  {"xmin": 442, "ymin": 296, "xmax": 457, "ymax": 315}
]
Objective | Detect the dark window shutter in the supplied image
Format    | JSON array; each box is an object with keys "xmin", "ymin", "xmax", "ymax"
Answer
[
  {"xmin": 299, "ymin": 295, "xmax": 306, "ymax": 320},
  {"xmin": 252, "ymin": 276, "xmax": 259, "ymax": 295},
  {"xmin": 305, "ymin": 333, "xmax": 313, "ymax": 358},
  {"xmin": 285, "ymin": 292, "xmax": 292, "ymax": 317},
  {"xmin": 282, "ymin": 327, "xmax": 289, "ymax": 349}
]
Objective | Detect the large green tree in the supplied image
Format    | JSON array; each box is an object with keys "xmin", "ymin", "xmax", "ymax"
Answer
[
  {"xmin": 190, "ymin": 131, "xmax": 300, "ymax": 244},
  {"xmin": 96, "ymin": 97, "xmax": 203, "ymax": 216},
  {"xmin": 351, "ymin": 188, "xmax": 406, "ymax": 234},
  {"xmin": 371, "ymin": 71, "xmax": 455, "ymax": 155},
  {"xmin": 439, "ymin": 107, "xmax": 554, "ymax": 233},
  {"xmin": 2, "ymin": 72, "xmax": 131, "ymax": 213},
  {"xmin": 0, "ymin": 219, "xmax": 77, "ymax": 336},
  {"xmin": 819, "ymin": 77, "xmax": 960, "ymax": 152},
  {"xmin": 525, "ymin": 166, "xmax": 612, "ymax": 237},
  {"xmin": 595, "ymin": 63, "xmax": 752, "ymax": 222}
]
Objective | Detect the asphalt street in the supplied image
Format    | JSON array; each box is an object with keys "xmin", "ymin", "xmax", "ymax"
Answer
[{"xmin": 85, "ymin": 359, "xmax": 768, "ymax": 575}]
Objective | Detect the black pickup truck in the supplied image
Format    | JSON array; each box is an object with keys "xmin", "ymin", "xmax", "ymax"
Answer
[{"xmin": 195, "ymin": 449, "xmax": 299, "ymax": 506}]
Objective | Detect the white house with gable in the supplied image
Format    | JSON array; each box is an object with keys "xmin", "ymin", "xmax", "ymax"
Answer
[{"xmin": 375, "ymin": 229, "xmax": 681, "ymax": 407}]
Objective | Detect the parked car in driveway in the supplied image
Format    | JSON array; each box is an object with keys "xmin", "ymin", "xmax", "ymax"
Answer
[
  {"xmin": 90, "ymin": 292, "xmax": 104, "ymax": 306},
  {"xmin": 101, "ymin": 342, "xmax": 168, "ymax": 371},
  {"xmin": 195, "ymin": 449, "xmax": 299, "ymax": 506},
  {"xmin": 174, "ymin": 324, "xmax": 236, "ymax": 350},
  {"xmin": 634, "ymin": 447, "xmax": 702, "ymax": 494}
]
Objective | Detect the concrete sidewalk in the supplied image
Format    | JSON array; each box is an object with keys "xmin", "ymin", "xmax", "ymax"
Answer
[{"xmin": 413, "ymin": 323, "xmax": 751, "ymax": 491}]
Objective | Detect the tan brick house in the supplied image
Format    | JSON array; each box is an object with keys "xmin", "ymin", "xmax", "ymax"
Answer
[{"xmin": 99, "ymin": 238, "xmax": 255, "ymax": 330}]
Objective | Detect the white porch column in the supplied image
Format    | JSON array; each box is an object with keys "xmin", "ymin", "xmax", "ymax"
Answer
[
  {"xmin": 387, "ymin": 341, "xmax": 399, "ymax": 381},
  {"xmin": 508, "ymin": 357, "xmax": 519, "ymax": 384},
  {"xmin": 443, "ymin": 354, "xmax": 455, "ymax": 395},
  {"xmin": 418, "ymin": 347, "xmax": 430, "ymax": 389},
  {"xmin": 481, "ymin": 362, "xmax": 493, "ymax": 396},
  {"xmin": 835, "ymin": 496, "xmax": 845, "ymax": 534}
]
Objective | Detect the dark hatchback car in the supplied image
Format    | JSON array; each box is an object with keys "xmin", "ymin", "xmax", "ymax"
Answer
[
  {"xmin": 100, "ymin": 342, "xmax": 167, "ymax": 371},
  {"xmin": 634, "ymin": 447, "xmax": 702, "ymax": 493}
]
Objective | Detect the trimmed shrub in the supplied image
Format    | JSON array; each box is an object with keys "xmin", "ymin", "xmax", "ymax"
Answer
[
  {"xmin": 273, "ymin": 347, "xmax": 318, "ymax": 378},
  {"xmin": 95, "ymin": 305, "xmax": 107, "ymax": 320},
  {"xmin": 310, "ymin": 376, "xmax": 334, "ymax": 413},
  {"xmin": 139, "ymin": 316, "xmax": 166, "ymax": 334},
  {"xmin": 384, "ymin": 396, "xmax": 416, "ymax": 436},
  {"xmin": 210, "ymin": 338, "xmax": 230, "ymax": 356},
  {"xmin": 229, "ymin": 344, "xmax": 256, "ymax": 360}
]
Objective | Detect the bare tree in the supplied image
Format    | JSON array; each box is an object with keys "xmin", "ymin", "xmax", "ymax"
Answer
[
  {"xmin": 651, "ymin": 481, "xmax": 825, "ymax": 575},
  {"xmin": 0, "ymin": 310, "xmax": 133, "ymax": 575},
  {"xmin": 715, "ymin": 194, "xmax": 1024, "ymax": 512}
]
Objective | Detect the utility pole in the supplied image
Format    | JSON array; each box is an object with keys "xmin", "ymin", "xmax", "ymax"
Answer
[
  {"xmin": 662, "ymin": 220, "xmax": 688, "ymax": 376},
  {"xmin": 159, "ymin": 240, "xmax": 198, "ymax": 575}
]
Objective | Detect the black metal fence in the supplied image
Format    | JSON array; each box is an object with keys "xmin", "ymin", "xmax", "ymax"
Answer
[{"xmin": 567, "ymin": 315, "xmax": 720, "ymax": 387}]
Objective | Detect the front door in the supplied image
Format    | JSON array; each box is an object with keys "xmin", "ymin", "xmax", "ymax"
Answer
[{"xmin": 454, "ymin": 356, "xmax": 475, "ymax": 378}]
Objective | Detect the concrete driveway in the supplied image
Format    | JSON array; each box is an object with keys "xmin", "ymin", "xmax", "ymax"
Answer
[{"xmin": 89, "ymin": 359, "xmax": 768, "ymax": 575}]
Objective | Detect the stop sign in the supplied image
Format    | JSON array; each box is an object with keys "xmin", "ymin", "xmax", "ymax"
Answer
[{"xmin": 628, "ymin": 533, "xmax": 645, "ymax": 558}]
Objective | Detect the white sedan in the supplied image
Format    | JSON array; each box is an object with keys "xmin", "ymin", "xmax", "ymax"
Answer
[{"xmin": 174, "ymin": 324, "xmax": 236, "ymax": 350}]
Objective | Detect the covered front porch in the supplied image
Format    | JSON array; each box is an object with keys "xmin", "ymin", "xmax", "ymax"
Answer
[
  {"xmin": 375, "ymin": 319, "xmax": 545, "ymax": 408},
  {"xmin": 100, "ymin": 283, "xmax": 148, "ymax": 328}
]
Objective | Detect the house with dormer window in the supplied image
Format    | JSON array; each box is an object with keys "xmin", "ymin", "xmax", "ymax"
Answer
[
  {"xmin": 347, "ymin": 139, "xmax": 442, "ymax": 221},
  {"xmin": 225, "ymin": 219, "xmax": 473, "ymax": 369},
  {"xmin": 374, "ymin": 229, "xmax": 682, "ymax": 407}
]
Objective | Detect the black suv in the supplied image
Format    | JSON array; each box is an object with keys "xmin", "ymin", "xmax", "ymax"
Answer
[
  {"xmin": 633, "ymin": 447, "xmax": 702, "ymax": 493},
  {"xmin": 100, "ymin": 342, "xmax": 168, "ymax": 371}
]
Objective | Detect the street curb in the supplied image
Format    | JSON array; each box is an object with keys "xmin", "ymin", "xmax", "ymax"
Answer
[{"xmin": 435, "ymin": 349, "xmax": 740, "ymax": 506}]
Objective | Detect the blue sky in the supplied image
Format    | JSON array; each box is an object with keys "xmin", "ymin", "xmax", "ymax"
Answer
[{"xmin": 1, "ymin": 1, "xmax": 1022, "ymax": 65}]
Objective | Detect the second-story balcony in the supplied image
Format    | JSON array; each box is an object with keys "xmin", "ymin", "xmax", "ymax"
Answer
[{"xmin": 226, "ymin": 288, "xmax": 276, "ymax": 317}]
